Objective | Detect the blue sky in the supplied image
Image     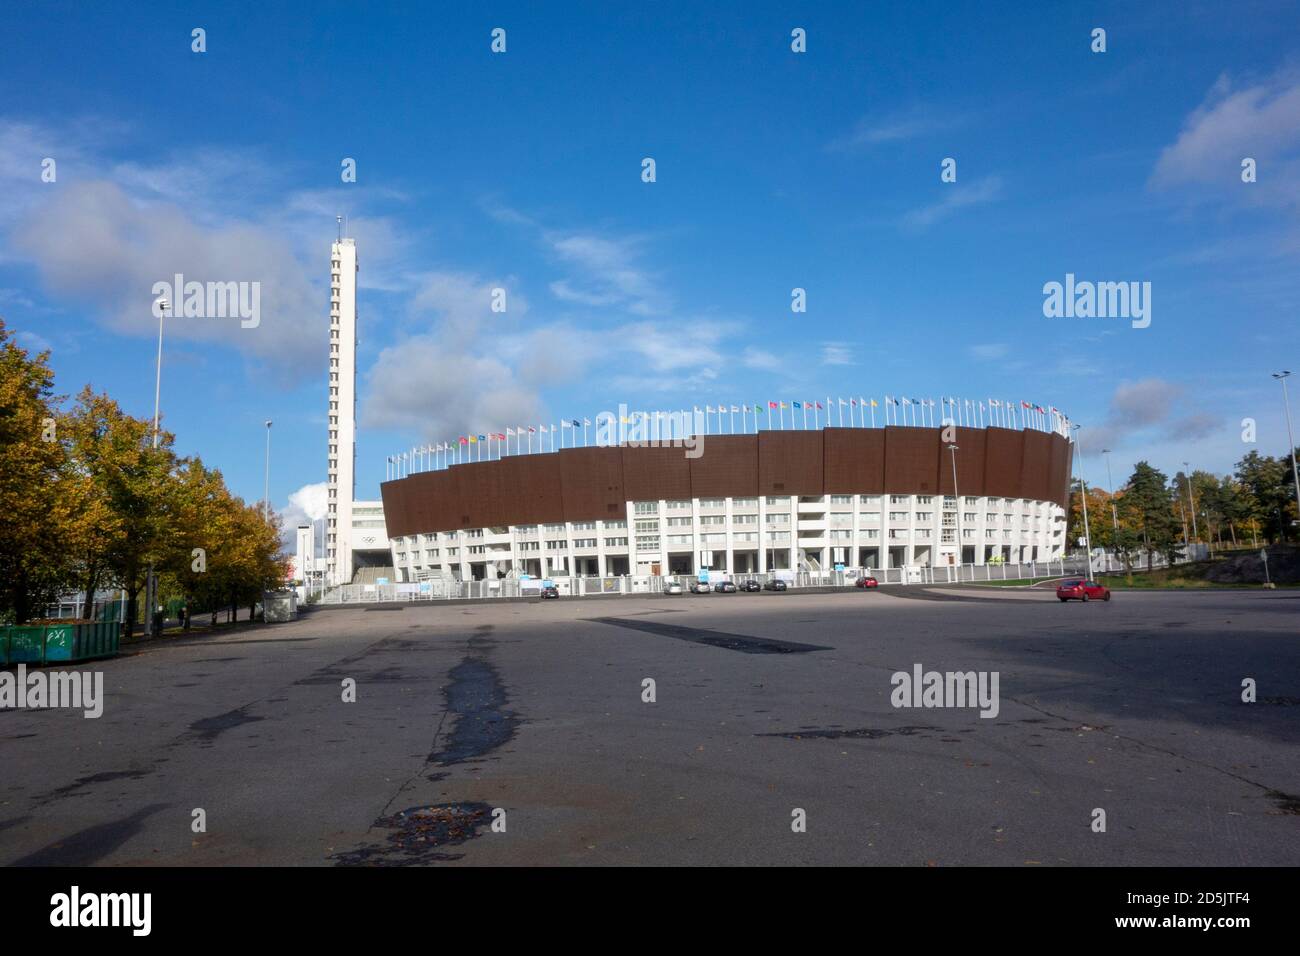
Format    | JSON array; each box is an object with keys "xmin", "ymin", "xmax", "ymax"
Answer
[{"xmin": 3, "ymin": 0, "xmax": 1300, "ymax": 529}]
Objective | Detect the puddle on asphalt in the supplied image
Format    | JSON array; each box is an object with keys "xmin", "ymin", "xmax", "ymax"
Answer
[{"xmin": 430, "ymin": 659, "xmax": 518, "ymax": 765}]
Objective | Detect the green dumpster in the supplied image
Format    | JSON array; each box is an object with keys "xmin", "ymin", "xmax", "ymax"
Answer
[
  {"xmin": 0, "ymin": 622, "xmax": 119, "ymax": 666},
  {"xmin": 3, "ymin": 626, "xmax": 49, "ymax": 665}
]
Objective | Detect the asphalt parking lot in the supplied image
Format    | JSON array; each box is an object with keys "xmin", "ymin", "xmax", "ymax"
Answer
[{"xmin": 2, "ymin": 587, "xmax": 1297, "ymax": 866}]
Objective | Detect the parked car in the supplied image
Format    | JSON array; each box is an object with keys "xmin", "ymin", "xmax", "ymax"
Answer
[
  {"xmin": 541, "ymin": 585, "xmax": 559, "ymax": 600},
  {"xmin": 855, "ymin": 576, "xmax": 879, "ymax": 589},
  {"xmin": 1056, "ymin": 579, "xmax": 1110, "ymax": 602},
  {"xmin": 713, "ymin": 581, "xmax": 737, "ymax": 593},
  {"xmin": 739, "ymin": 580, "xmax": 762, "ymax": 592},
  {"xmin": 664, "ymin": 581, "xmax": 684, "ymax": 595},
  {"xmin": 689, "ymin": 581, "xmax": 713, "ymax": 594},
  {"xmin": 763, "ymin": 579, "xmax": 788, "ymax": 591}
]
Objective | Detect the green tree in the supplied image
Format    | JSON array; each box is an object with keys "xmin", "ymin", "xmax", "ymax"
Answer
[
  {"xmin": 0, "ymin": 320, "xmax": 81, "ymax": 622},
  {"xmin": 1119, "ymin": 462, "xmax": 1182, "ymax": 570},
  {"xmin": 1234, "ymin": 451, "xmax": 1290, "ymax": 543}
]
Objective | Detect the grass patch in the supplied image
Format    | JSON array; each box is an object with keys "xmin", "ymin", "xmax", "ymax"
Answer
[
  {"xmin": 1097, "ymin": 559, "xmax": 1297, "ymax": 589},
  {"xmin": 971, "ymin": 577, "xmax": 1069, "ymax": 587}
]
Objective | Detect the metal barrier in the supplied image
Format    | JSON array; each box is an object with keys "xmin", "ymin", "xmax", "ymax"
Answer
[{"xmin": 315, "ymin": 554, "xmax": 1180, "ymax": 606}]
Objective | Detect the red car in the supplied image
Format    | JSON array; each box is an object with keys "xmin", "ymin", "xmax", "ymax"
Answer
[
  {"xmin": 855, "ymin": 576, "xmax": 879, "ymax": 589},
  {"xmin": 1056, "ymin": 579, "xmax": 1110, "ymax": 602}
]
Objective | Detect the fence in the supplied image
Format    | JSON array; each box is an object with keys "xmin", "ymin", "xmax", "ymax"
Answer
[{"xmin": 313, "ymin": 558, "xmax": 1107, "ymax": 606}]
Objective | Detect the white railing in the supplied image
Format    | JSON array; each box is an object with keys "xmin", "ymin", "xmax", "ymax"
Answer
[
  {"xmin": 314, "ymin": 549, "xmax": 1217, "ymax": 606},
  {"xmin": 313, "ymin": 561, "xmax": 1091, "ymax": 605}
]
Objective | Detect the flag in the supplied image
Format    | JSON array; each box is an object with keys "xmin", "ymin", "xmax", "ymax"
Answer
[
  {"xmin": 851, "ymin": 398, "xmax": 858, "ymax": 406},
  {"xmin": 506, "ymin": 427, "xmax": 515, "ymax": 436},
  {"xmin": 780, "ymin": 401, "xmax": 788, "ymax": 409},
  {"xmin": 793, "ymin": 401, "xmax": 801, "ymax": 408},
  {"xmin": 816, "ymin": 401, "xmax": 823, "ymax": 410},
  {"xmin": 870, "ymin": 399, "xmax": 878, "ymax": 407},
  {"xmin": 459, "ymin": 437, "xmax": 468, "ymax": 445},
  {"xmin": 769, "ymin": 401, "xmax": 778, "ymax": 409},
  {"xmin": 753, "ymin": 404, "xmax": 761, "ymax": 412},
  {"xmin": 584, "ymin": 418, "xmax": 591, "ymax": 426},
  {"xmin": 468, "ymin": 436, "xmax": 477, "ymax": 443},
  {"xmin": 572, "ymin": 419, "xmax": 581, "ymax": 427}
]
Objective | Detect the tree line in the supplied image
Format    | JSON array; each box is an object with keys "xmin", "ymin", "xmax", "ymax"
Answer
[
  {"xmin": 1067, "ymin": 451, "xmax": 1300, "ymax": 570},
  {"xmin": 0, "ymin": 318, "xmax": 286, "ymax": 631}
]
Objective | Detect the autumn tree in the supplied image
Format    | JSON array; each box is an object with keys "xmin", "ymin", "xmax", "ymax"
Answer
[{"xmin": 0, "ymin": 319, "xmax": 76, "ymax": 622}]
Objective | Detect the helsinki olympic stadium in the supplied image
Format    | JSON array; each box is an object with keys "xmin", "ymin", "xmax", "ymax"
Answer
[
  {"xmin": 379, "ymin": 415, "xmax": 1074, "ymax": 585},
  {"xmin": 322, "ymin": 236, "xmax": 1074, "ymax": 590}
]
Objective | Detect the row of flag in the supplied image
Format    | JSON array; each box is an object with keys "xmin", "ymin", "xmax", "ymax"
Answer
[{"xmin": 385, "ymin": 397, "xmax": 1072, "ymax": 479}]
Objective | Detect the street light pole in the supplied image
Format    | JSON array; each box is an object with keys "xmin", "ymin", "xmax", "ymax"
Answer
[
  {"xmin": 145, "ymin": 296, "xmax": 170, "ymax": 638},
  {"xmin": 1273, "ymin": 371, "xmax": 1300, "ymax": 542},
  {"xmin": 1072, "ymin": 425, "xmax": 1093, "ymax": 575},
  {"xmin": 152, "ymin": 297, "xmax": 169, "ymax": 449},
  {"xmin": 1102, "ymin": 448, "xmax": 1120, "ymax": 567},
  {"xmin": 264, "ymin": 420, "xmax": 273, "ymax": 521},
  {"xmin": 947, "ymin": 443, "xmax": 961, "ymax": 578}
]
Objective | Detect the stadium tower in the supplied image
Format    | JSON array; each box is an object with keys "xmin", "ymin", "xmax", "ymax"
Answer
[
  {"xmin": 326, "ymin": 235, "xmax": 358, "ymax": 586},
  {"xmin": 324, "ymin": 233, "xmax": 391, "ymax": 588}
]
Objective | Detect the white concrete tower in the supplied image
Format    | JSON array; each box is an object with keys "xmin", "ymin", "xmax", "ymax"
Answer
[{"xmin": 326, "ymin": 237, "xmax": 358, "ymax": 586}]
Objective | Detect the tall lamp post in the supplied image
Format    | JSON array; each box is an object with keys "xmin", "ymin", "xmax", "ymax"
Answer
[
  {"xmin": 145, "ymin": 296, "xmax": 170, "ymax": 637},
  {"xmin": 947, "ymin": 443, "xmax": 960, "ymax": 578},
  {"xmin": 1182, "ymin": 461, "xmax": 1198, "ymax": 550},
  {"xmin": 1072, "ymin": 424, "xmax": 1094, "ymax": 575},
  {"xmin": 1273, "ymin": 371, "xmax": 1300, "ymax": 543},
  {"xmin": 1101, "ymin": 448, "xmax": 1120, "ymax": 560},
  {"xmin": 264, "ymin": 420, "xmax": 273, "ymax": 520}
]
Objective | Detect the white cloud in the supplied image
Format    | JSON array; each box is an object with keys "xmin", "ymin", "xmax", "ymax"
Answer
[
  {"xmin": 742, "ymin": 347, "xmax": 782, "ymax": 371},
  {"xmin": 408, "ymin": 269, "xmax": 527, "ymax": 347},
  {"xmin": 276, "ymin": 482, "xmax": 329, "ymax": 551},
  {"xmin": 13, "ymin": 329, "xmax": 51, "ymax": 353},
  {"xmin": 543, "ymin": 229, "xmax": 665, "ymax": 315},
  {"xmin": 901, "ymin": 176, "xmax": 1003, "ymax": 231},
  {"xmin": 360, "ymin": 337, "xmax": 542, "ymax": 438},
  {"xmin": 969, "ymin": 343, "xmax": 1009, "ymax": 361},
  {"xmin": 1081, "ymin": 378, "xmax": 1224, "ymax": 455},
  {"xmin": 828, "ymin": 106, "xmax": 963, "ymax": 152},
  {"xmin": 1153, "ymin": 71, "xmax": 1300, "ymax": 197},
  {"xmin": 820, "ymin": 342, "xmax": 854, "ymax": 365},
  {"xmin": 11, "ymin": 181, "xmax": 325, "ymax": 376}
]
